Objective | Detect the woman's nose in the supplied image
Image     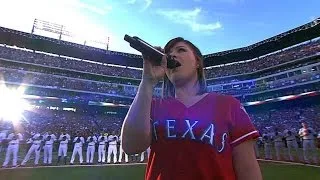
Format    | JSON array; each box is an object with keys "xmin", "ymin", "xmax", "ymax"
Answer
[{"xmin": 169, "ymin": 52, "xmax": 177, "ymax": 59}]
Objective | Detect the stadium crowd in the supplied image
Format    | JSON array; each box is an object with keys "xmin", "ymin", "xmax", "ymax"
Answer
[
  {"xmin": 215, "ymin": 72, "xmax": 320, "ymax": 96},
  {"xmin": 206, "ymin": 57, "xmax": 320, "ymax": 86},
  {"xmin": 0, "ymin": 68, "xmax": 131, "ymax": 96},
  {"xmin": 1, "ymin": 67, "xmax": 319, "ymax": 100},
  {"xmin": 0, "ymin": 38, "xmax": 319, "ymax": 80},
  {"xmin": 205, "ymin": 39, "xmax": 320, "ymax": 78},
  {"xmin": 0, "ymin": 46, "xmax": 142, "ymax": 79},
  {"xmin": 250, "ymin": 105, "xmax": 320, "ymax": 134}
]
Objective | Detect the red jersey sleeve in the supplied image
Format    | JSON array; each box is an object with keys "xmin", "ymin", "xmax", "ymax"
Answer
[{"xmin": 229, "ymin": 97, "xmax": 259, "ymax": 148}]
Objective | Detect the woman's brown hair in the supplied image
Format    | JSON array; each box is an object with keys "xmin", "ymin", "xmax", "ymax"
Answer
[{"xmin": 162, "ymin": 37, "xmax": 207, "ymax": 98}]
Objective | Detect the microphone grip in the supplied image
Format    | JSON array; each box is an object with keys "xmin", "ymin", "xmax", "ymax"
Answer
[{"xmin": 124, "ymin": 35, "xmax": 181, "ymax": 69}]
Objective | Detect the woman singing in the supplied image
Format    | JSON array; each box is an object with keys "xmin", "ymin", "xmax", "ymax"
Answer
[{"xmin": 121, "ymin": 37, "xmax": 262, "ymax": 180}]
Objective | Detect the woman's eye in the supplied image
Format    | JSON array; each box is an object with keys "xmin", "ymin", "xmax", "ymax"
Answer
[{"xmin": 178, "ymin": 48, "xmax": 186, "ymax": 52}]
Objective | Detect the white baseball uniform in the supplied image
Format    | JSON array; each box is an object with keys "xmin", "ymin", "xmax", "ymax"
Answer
[
  {"xmin": 58, "ymin": 134, "xmax": 70, "ymax": 157},
  {"xmin": 262, "ymin": 133, "xmax": 273, "ymax": 160},
  {"xmin": 140, "ymin": 147, "xmax": 151, "ymax": 162},
  {"xmin": 98, "ymin": 135, "xmax": 107, "ymax": 163},
  {"xmin": 107, "ymin": 135, "xmax": 118, "ymax": 163},
  {"xmin": 254, "ymin": 137, "xmax": 262, "ymax": 158},
  {"xmin": 299, "ymin": 127, "xmax": 318, "ymax": 163},
  {"xmin": 272, "ymin": 132, "xmax": 286, "ymax": 161},
  {"xmin": 70, "ymin": 136, "xmax": 85, "ymax": 164},
  {"xmin": 0, "ymin": 130, "xmax": 8, "ymax": 153},
  {"xmin": 43, "ymin": 134, "xmax": 56, "ymax": 164},
  {"xmin": 283, "ymin": 129, "xmax": 302, "ymax": 161},
  {"xmin": 21, "ymin": 137, "xmax": 42, "ymax": 166},
  {"xmin": 2, "ymin": 133, "xmax": 23, "ymax": 167},
  {"xmin": 86, "ymin": 136, "xmax": 97, "ymax": 163}
]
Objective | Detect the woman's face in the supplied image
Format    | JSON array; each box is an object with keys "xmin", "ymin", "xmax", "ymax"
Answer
[{"xmin": 166, "ymin": 41, "xmax": 199, "ymax": 86}]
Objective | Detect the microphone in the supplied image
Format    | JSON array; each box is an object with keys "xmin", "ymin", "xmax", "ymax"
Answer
[{"xmin": 124, "ymin": 35, "xmax": 181, "ymax": 69}]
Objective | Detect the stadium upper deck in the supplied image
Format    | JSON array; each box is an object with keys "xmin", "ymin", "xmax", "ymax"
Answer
[{"xmin": 0, "ymin": 17, "xmax": 319, "ymax": 68}]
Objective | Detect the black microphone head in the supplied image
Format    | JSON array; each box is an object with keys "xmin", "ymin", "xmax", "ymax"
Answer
[
  {"xmin": 124, "ymin": 34, "xmax": 130, "ymax": 41},
  {"xmin": 124, "ymin": 35, "xmax": 182, "ymax": 69}
]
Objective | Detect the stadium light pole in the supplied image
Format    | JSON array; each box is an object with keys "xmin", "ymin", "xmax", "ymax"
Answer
[
  {"xmin": 107, "ymin": 37, "xmax": 110, "ymax": 51},
  {"xmin": 31, "ymin": 19, "xmax": 36, "ymax": 34},
  {"xmin": 88, "ymin": 38, "xmax": 109, "ymax": 52},
  {"xmin": 31, "ymin": 18, "xmax": 110, "ymax": 52},
  {"xmin": 32, "ymin": 18, "xmax": 72, "ymax": 41},
  {"xmin": 59, "ymin": 25, "xmax": 63, "ymax": 41}
]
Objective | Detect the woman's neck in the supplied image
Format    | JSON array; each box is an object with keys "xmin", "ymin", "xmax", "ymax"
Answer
[{"xmin": 174, "ymin": 80, "xmax": 200, "ymax": 99}]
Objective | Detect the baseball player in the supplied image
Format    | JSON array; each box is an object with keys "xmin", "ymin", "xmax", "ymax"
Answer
[
  {"xmin": 0, "ymin": 130, "xmax": 8, "ymax": 153},
  {"xmin": 118, "ymin": 138, "xmax": 129, "ymax": 163},
  {"xmin": 272, "ymin": 129, "xmax": 286, "ymax": 161},
  {"xmin": 57, "ymin": 132, "xmax": 70, "ymax": 165},
  {"xmin": 21, "ymin": 134, "xmax": 43, "ymax": 166},
  {"xmin": 107, "ymin": 131, "xmax": 118, "ymax": 163},
  {"xmin": 262, "ymin": 132, "xmax": 273, "ymax": 160},
  {"xmin": 283, "ymin": 128, "xmax": 302, "ymax": 162},
  {"xmin": 254, "ymin": 136, "xmax": 262, "ymax": 159},
  {"xmin": 86, "ymin": 133, "xmax": 97, "ymax": 164},
  {"xmin": 24, "ymin": 134, "xmax": 33, "ymax": 154},
  {"xmin": 98, "ymin": 133, "xmax": 108, "ymax": 163},
  {"xmin": 43, "ymin": 134, "xmax": 56, "ymax": 165},
  {"xmin": 70, "ymin": 135, "xmax": 85, "ymax": 165},
  {"xmin": 140, "ymin": 146, "xmax": 151, "ymax": 162},
  {"xmin": 2, "ymin": 132, "xmax": 23, "ymax": 168},
  {"xmin": 298, "ymin": 121, "xmax": 318, "ymax": 164}
]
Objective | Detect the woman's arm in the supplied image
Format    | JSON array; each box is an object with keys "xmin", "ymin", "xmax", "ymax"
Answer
[
  {"xmin": 232, "ymin": 140, "xmax": 263, "ymax": 180},
  {"xmin": 120, "ymin": 80, "xmax": 154, "ymax": 155}
]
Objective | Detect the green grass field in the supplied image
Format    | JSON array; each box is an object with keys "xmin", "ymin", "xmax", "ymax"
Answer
[
  {"xmin": 0, "ymin": 162, "xmax": 319, "ymax": 180},
  {"xmin": 260, "ymin": 162, "xmax": 320, "ymax": 180},
  {"xmin": 0, "ymin": 146, "xmax": 319, "ymax": 180}
]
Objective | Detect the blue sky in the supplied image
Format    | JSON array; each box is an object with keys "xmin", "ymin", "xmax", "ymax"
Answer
[{"xmin": 0, "ymin": 0, "xmax": 319, "ymax": 55}]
